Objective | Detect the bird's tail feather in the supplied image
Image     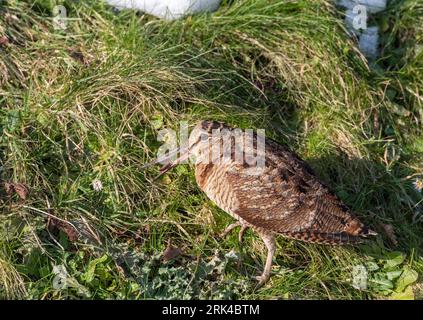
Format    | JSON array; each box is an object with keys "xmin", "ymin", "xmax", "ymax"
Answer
[{"xmin": 281, "ymin": 231, "xmax": 364, "ymax": 245}]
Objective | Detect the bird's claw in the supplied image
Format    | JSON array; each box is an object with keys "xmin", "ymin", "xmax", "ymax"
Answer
[{"xmin": 254, "ymin": 274, "xmax": 270, "ymax": 288}]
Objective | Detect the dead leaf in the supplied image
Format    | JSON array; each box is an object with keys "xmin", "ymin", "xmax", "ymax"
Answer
[
  {"xmin": 4, "ymin": 182, "xmax": 29, "ymax": 200},
  {"xmin": 0, "ymin": 36, "xmax": 9, "ymax": 46},
  {"xmin": 380, "ymin": 223, "xmax": 398, "ymax": 247},
  {"xmin": 47, "ymin": 216, "xmax": 79, "ymax": 242},
  {"xmin": 162, "ymin": 241, "xmax": 183, "ymax": 262},
  {"xmin": 4, "ymin": 182, "xmax": 14, "ymax": 194},
  {"xmin": 68, "ymin": 48, "xmax": 90, "ymax": 66}
]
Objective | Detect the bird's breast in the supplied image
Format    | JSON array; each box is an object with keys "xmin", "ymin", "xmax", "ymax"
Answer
[{"xmin": 195, "ymin": 162, "xmax": 240, "ymax": 218}]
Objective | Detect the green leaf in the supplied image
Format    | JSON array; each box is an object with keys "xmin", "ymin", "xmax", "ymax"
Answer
[
  {"xmin": 370, "ymin": 273, "xmax": 394, "ymax": 293},
  {"xmin": 386, "ymin": 270, "xmax": 402, "ymax": 281},
  {"xmin": 175, "ymin": 165, "xmax": 188, "ymax": 175},
  {"xmin": 384, "ymin": 252, "xmax": 405, "ymax": 268},
  {"xmin": 6, "ymin": 110, "xmax": 21, "ymax": 132},
  {"xmin": 390, "ymin": 286, "xmax": 415, "ymax": 300},
  {"xmin": 396, "ymin": 267, "xmax": 418, "ymax": 293},
  {"xmin": 84, "ymin": 255, "xmax": 109, "ymax": 283},
  {"xmin": 151, "ymin": 113, "xmax": 164, "ymax": 129}
]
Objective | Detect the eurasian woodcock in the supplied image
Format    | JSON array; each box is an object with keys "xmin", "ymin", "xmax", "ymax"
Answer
[{"xmin": 148, "ymin": 120, "xmax": 376, "ymax": 286}]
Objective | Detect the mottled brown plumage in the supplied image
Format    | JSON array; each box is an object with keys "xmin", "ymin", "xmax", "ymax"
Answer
[{"xmin": 152, "ymin": 120, "xmax": 376, "ymax": 285}]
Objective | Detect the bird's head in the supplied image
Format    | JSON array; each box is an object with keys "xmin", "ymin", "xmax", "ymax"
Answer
[{"xmin": 142, "ymin": 120, "xmax": 227, "ymax": 175}]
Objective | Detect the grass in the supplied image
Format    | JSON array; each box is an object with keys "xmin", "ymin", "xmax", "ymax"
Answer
[{"xmin": 0, "ymin": 0, "xmax": 422, "ymax": 299}]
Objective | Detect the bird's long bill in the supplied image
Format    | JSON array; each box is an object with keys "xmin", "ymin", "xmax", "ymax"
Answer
[
  {"xmin": 141, "ymin": 147, "xmax": 181, "ymax": 170},
  {"xmin": 141, "ymin": 147, "xmax": 190, "ymax": 179}
]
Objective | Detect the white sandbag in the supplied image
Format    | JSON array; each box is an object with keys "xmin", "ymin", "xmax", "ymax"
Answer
[
  {"xmin": 338, "ymin": 0, "xmax": 387, "ymax": 13},
  {"xmin": 359, "ymin": 26, "xmax": 379, "ymax": 59},
  {"xmin": 105, "ymin": 0, "xmax": 221, "ymax": 20}
]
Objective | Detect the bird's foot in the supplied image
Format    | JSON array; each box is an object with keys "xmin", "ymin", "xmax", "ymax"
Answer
[
  {"xmin": 253, "ymin": 232, "xmax": 275, "ymax": 288},
  {"xmin": 254, "ymin": 273, "xmax": 271, "ymax": 288},
  {"xmin": 220, "ymin": 222, "xmax": 249, "ymax": 243},
  {"xmin": 219, "ymin": 222, "xmax": 241, "ymax": 238}
]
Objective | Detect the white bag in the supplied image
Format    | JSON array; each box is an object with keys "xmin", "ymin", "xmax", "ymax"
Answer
[{"xmin": 105, "ymin": 0, "xmax": 221, "ymax": 20}]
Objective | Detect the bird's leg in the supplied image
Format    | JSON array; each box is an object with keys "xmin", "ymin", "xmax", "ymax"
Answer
[
  {"xmin": 255, "ymin": 232, "xmax": 276, "ymax": 287},
  {"xmin": 220, "ymin": 221, "xmax": 241, "ymax": 238}
]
